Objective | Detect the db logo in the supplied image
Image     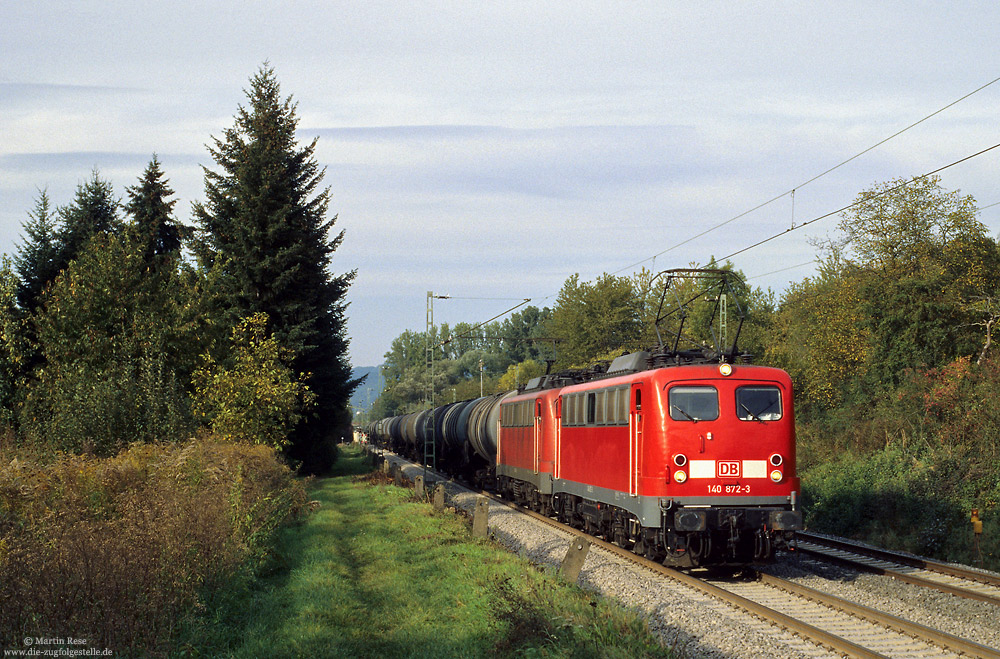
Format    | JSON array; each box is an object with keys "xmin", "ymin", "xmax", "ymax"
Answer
[{"xmin": 718, "ymin": 461, "xmax": 741, "ymax": 477}]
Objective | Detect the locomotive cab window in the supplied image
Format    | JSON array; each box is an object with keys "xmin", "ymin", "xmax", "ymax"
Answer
[
  {"xmin": 501, "ymin": 400, "xmax": 536, "ymax": 427},
  {"xmin": 668, "ymin": 386, "xmax": 719, "ymax": 422},
  {"xmin": 617, "ymin": 387, "xmax": 629, "ymax": 422},
  {"xmin": 736, "ymin": 386, "xmax": 782, "ymax": 422},
  {"xmin": 567, "ymin": 394, "xmax": 581, "ymax": 426}
]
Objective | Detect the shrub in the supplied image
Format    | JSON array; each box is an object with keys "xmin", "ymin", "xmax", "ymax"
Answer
[
  {"xmin": 192, "ymin": 313, "xmax": 315, "ymax": 449},
  {"xmin": 17, "ymin": 234, "xmax": 205, "ymax": 456},
  {"xmin": 19, "ymin": 351, "xmax": 193, "ymax": 456},
  {"xmin": 801, "ymin": 441, "xmax": 994, "ymax": 567},
  {"xmin": 0, "ymin": 437, "xmax": 307, "ymax": 653}
]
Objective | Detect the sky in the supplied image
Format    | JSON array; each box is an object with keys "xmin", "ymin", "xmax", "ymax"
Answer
[{"xmin": 2, "ymin": 2, "xmax": 998, "ymax": 368}]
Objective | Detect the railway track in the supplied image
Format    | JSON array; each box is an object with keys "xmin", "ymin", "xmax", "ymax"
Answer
[
  {"xmin": 378, "ymin": 451, "xmax": 1000, "ymax": 658},
  {"xmin": 794, "ymin": 531, "xmax": 1000, "ymax": 606},
  {"xmin": 501, "ymin": 499, "xmax": 999, "ymax": 659}
]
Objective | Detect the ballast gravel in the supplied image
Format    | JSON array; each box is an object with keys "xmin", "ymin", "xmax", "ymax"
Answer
[
  {"xmin": 384, "ymin": 456, "xmax": 1000, "ymax": 658},
  {"xmin": 760, "ymin": 556, "xmax": 1000, "ymax": 653}
]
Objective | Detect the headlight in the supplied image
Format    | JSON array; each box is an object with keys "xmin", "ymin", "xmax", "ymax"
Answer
[
  {"xmin": 673, "ymin": 453, "xmax": 688, "ymax": 467},
  {"xmin": 673, "ymin": 469, "xmax": 688, "ymax": 483},
  {"xmin": 770, "ymin": 470, "xmax": 783, "ymax": 482},
  {"xmin": 769, "ymin": 453, "xmax": 783, "ymax": 467},
  {"xmin": 719, "ymin": 363, "xmax": 733, "ymax": 376}
]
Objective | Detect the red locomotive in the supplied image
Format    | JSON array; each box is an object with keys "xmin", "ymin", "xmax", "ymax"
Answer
[
  {"xmin": 496, "ymin": 356, "xmax": 800, "ymax": 566},
  {"xmin": 369, "ymin": 270, "xmax": 802, "ymax": 566}
]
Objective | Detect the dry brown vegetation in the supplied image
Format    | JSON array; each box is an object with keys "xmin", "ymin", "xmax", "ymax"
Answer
[{"xmin": 0, "ymin": 436, "xmax": 307, "ymax": 653}]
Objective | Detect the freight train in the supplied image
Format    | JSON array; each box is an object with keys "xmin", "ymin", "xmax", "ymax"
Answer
[{"xmin": 366, "ymin": 270, "xmax": 802, "ymax": 567}]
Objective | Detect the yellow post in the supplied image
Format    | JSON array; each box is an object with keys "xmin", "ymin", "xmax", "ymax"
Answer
[{"xmin": 971, "ymin": 509, "xmax": 983, "ymax": 536}]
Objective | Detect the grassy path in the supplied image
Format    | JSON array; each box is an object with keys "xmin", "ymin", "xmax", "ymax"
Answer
[{"xmin": 176, "ymin": 447, "xmax": 674, "ymax": 658}]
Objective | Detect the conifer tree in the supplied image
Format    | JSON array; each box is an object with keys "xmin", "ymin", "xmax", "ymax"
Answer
[
  {"xmin": 125, "ymin": 155, "xmax": 181, "ymax": 265},
  {"xmin": 193, "ymin": 65, "xmax": 359, "ymax": 473},
  {"xmin": 55, "ymin": 169, "xmax": 122, "ymax": 271},
  {"xmin": 0, "ymin": 256, "xmax": 28, "ymax": 425},
  {"xmin": 14, "ymin": 188, "xmax": 61, "ymax": 312}
]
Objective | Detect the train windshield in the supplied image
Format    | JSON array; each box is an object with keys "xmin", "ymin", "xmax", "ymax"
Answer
[
  {"xmin": 668, "ymin": 386, "xmax": 719, "ymax": 422},
  {"xmin": 736, "ymin": 386, "xmax": 782, "ymax": 422}
]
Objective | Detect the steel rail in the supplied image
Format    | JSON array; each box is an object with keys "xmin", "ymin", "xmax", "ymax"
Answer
[
  {"xmin": 380, "ymin": 454, "xmax": 879, "ymax": 658},
  {"xmin": 757, "ymin": 572, "xmax": 1000, "ymax": 659},
  {"xmin": 503, "ymin": 497, "xmax": 998, "ymax": 659},
  {"xmin": 794, "ymin": 536, "xmax": 1000, "ymax": 607},
  {"xmin": 797, "ymin": 531, "xmax": 1000, "ymax": 588},
  {"xmin": 477, "ymin": 493, "xmax": 885, "ymax": 659}
]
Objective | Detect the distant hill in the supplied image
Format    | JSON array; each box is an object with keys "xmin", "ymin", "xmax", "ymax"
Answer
[{"xmin": 349, "ymin": 366, "xmax": 383, "ymax": 411}]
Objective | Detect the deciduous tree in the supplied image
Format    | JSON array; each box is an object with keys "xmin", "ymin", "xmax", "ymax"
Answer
[
  {"xmin": 836, "ymin": 176, "xmax": 993, "ymax": 387},
  {"xmin": 192, "ymin": 313, "xmax": 315, "ymax": 448},
  {"xmin": 0, "ymin": 257, "xmax": 27, "ymax": 426},
  {"xmin": 547, "ymin": 273, "xmax": 644, "ymax": 368},
  {"xmin": 835, "ymin": 175, "xmax": 985, "ymax": 275},
  {"xmin": 19, "ymin": 235, "xmax": 197, "ymax": 454}
]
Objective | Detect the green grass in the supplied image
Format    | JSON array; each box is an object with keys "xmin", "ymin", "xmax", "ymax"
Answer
[{"xmin": 174, "ymin": 446, "xmax": 676, "ymax": 658}]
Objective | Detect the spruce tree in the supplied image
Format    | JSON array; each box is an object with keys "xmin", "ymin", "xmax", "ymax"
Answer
[
  {"xmin": 125, "ymin": 155, "xmax": 181, "ymax": 265},
  {"xmin": 55, "ymin": 169, "xmax": 122, "ymax": 272},
  {"xmin": 193, "ymin": 65, "xmax": 359, "ymax": 473},
  {"xmin": 14, "ymin": 188, "xmax": 61, "ymax": 312}
]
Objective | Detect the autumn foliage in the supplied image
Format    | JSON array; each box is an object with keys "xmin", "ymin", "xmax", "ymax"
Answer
[
  {"xmin": 0, "ymin": 437, "xmax": 307, "ymax": 652},
  {"xmin": 192, "ymin": 313, "xmax": 316, "ymax": 449},
  {"xmin": 769, "ymin": 176, "xmax": 1000, "ymax": 567}
]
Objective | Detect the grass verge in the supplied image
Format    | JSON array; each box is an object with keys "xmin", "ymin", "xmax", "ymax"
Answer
[{"xmin": 176, "ymin": 445, "xmax": 676, "ymax": 658}]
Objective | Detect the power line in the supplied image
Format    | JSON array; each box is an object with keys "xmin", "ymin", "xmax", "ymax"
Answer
[
  {"xmin": 791, "ymin": 75, "xmax": 1000, "ymax": 193},
  {"xmin": 436, "ymin": 299, "xmax": 532, "ymax": 348},
  {"xmin": 421, "ymin": 82, "xmax": 1000, "ymax": 348},
  {"xmin": 434, "ymin": 296, "xmax": 530, "ymax": 301},
  {"xmin": 747, "ymin": 260, "xmax": 816, "ymax": 281},
  {"xmin": 720, "ymin": 142, "xmax": 1000, "ymax": 262},
  {"xmin": 610, "ymin": 75, "xmax": 1000, "ymax": 277}
]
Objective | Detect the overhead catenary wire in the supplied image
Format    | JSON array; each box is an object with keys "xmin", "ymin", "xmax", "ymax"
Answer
[
  {"xmin": 423, "ymin": 80, "xmax": 1000, "ymax": 346},
  {"xmin": 609, "ymin": 75, "xmax": 1000, "ymax": 278},
  {"xmin": 720, "ymin": 142, "xmax": 1000, "ymax": 262},
  {"xmin": 435, "ymin": 298, "xmax": 532, "ymax": 348},
  {"xmin": 747, "ymin": 261, "xmax": 816, "ymax": 282},
  {"xmin": 442, "ymin": 145, "xmax": 999, "ymax": 356},
  {"xmin": 435, "ymin": 296, "xmax": 531, "ymax": 301}
]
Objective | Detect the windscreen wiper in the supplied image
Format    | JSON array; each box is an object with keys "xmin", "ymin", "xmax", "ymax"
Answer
[
  {"xmin": 740, "ymin": 403, "xmax": 765, "ymax": 424},
  {"xmin": 672, "ymin": 405, "xmax": 697, "ymax": 423}
]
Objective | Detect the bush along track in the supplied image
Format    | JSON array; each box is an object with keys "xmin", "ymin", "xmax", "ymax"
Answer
[
  {"xmin": 178, "ymin": 445, "xmax": 675, "ymax": 659},
  {"xmin": 0, "ymin": 438, "xmax": 307, "ymax": 655}
]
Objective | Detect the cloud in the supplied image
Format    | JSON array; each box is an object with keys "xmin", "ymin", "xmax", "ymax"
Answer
[
  {"xmin": 0, "ymin": 151, "xmax": 198, "ymax": 171},
  {"xmin": 0, "ymin": 82, "xmax": 147, "ymax": 105},
  {"xmin": 311, "ymin": 124, "xmax": 709, "ymax": 200},
  {"xmin": 3, "ymin": 2, "xmax": 1000, "ymax": 367}
]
